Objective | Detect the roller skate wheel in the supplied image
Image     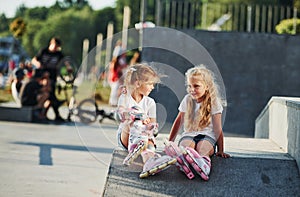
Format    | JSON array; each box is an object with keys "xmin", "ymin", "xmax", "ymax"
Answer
[
  {"xmin": 182, "ymin": 165, "xmax": 190, "ymax": 174},
  {"xmin": 158, "ymin": 163, "xmax": 168, "ymax": 169},
  {"xmin": 168, "ymin": 158, "xmax": 177, "ymax": 165},
  {"xmin": 177, "ymin": 156, "xmax": 183, "ymax": 164},
  {"xmin": 149, "ymin": 167, "xmax": 159, "ymax": 174},
  {"xmin": 200, "ymin": 172, "xmax": 209, "ymax": 181},
  {"xmin": 185, "ymin": 154, "xmax": 194, "ymax": 163},
  {"xmin": 139, "ymin": 171, "xmax": 149, "ymax": 178},
  {"xmin": 192, "ymin": 163, "xmax": 202, "ymax": 172}
]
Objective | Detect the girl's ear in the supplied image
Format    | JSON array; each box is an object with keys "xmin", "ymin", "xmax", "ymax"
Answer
[{"xmin": 134, "ymin": 80, "xmax": 141, "ymax": 87}]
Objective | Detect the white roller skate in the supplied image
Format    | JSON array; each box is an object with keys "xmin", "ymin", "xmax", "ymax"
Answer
[
  {"xmin": 123, "ymin": 124, "xmax": 148, "ymax": 165},
  {"xmin": 164, "ymin": 140, "xmax": 195, "ymax": 179},
  {"xmin": 139, "ymin": 151, "xmax": 177, "ymax": 178},
  {"xmin": 123, "ymin": 106, "xmax": 154, "ymax": 166},
  {"xmin": 182, "ymin": 147, "xmax": 211, "ymax": 181}
]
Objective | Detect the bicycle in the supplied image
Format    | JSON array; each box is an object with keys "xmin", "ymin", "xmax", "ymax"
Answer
[{"xmin": 56, "ymin": 56, "xmax": 116, "ymax": 124}]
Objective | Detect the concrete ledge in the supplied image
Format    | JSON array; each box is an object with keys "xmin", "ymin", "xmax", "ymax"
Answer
[
  {"xmin": 103, "ymin": 136, "xmax": 299, "ymax": 196},
  {"xmin": 0, "ymin": 102, "xmax": 33, "ymax": 122},
  {"xmin": 255, "ymin": 96, "xmax": 300, "ymax": 173},
  {"xmin": 103, "ymin": 149, "xmax": 300, "ymax": 197}
]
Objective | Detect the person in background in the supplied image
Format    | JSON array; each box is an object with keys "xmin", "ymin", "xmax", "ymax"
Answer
[
  {"xmin": 108, "ymin": 40, "xmax": 128, "ymax": 107},
  {"xmin": 11, "ymin": 67, "xmax": 25, "ymax": 105},
  {"xmin": 19, "ymin": 69, "xmax": 51, "ymax": 122},
  {"xmin": 31, "ymin": 37, "xmax": 65, "ymax": 122},
  {"xmin": 25, "ymin": 60, "xmax": 34, "ymax": 79}
]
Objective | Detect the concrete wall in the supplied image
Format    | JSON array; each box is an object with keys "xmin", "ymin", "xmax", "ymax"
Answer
[
  {"xmin": 255, "ymin": 97, "xmax": 300, "ymax": 173},
  {"xmin": 142, "ymin": 29, "xmax": 300, "ymax": 137}
]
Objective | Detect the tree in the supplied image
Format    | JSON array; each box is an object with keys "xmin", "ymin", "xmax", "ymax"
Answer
[
  {"xmin": 31, "ymin": 6, "xmax": 96, "ymax": 63},
  {"xmin": 115, "ymin": 0, "xmax": 141, "ymax": 31},
  {"xmin": 24, "ymin": 7, "xmax": 49, "ymax": 20},
  {"xmin": 93, "ymin": 7, "xmax": 117, "ymax": 38},
  {"xmin": 22, "ymin": 20, "xmax": 44, "ymax": 56},
  {"xmin": 9, "ymin": 17, "xmax": 26, "ymax": 38},
  {"xmin": 276, "ymin": 18, "xmax": 300, "ymax": 35},
  {"xmin": 0, "ymin": 14, "xmax": 9, "ymax": 32},
  {"xmin": 61, "ymin": 0, "xmax": 89, "ymax": 8},
  {"xmin": 15, "ymin": 4, "xmax": 27, "ymax": 18}
]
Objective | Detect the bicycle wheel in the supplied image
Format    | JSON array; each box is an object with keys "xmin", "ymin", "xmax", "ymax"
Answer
[{"xmin": 77, "ymin": 98, "xmax": 97, "ymax": 124}]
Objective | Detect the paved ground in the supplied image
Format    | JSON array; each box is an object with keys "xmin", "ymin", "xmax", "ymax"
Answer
[
  {"xmin": 0, "ymin": 120, "xmax": 118, "ymax": 197},
  {"xmin": 1, "ymin": 118, "xmax": 299, "ymax": 197},
  {"xmin": 103, "ymin": 136, "xmax": 300, "ymax": 197}
]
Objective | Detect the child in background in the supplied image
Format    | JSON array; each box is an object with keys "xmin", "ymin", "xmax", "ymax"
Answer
[
  {"xmin": 11, "ymin": 68, "xmax": 25, "ymax": 105},
  {"xmin": 117, "ymin": 63, "xmax": 176, "ymax": 178},
  {"xmin": 165, "ymin": 65, "xmax": 230, "ymax": 180}
]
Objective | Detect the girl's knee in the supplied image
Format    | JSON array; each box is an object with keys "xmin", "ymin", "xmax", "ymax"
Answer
[
  {"xmin": 120, "ymin": 131, "xmax": 129, "ymax": 148},
  {"xmin": 179, "ymin": 139, "xmax": 195, "ymax": 148},
  {"xmin": 196, "ymin": 141, "xmax": 214, "ymax": 156}
]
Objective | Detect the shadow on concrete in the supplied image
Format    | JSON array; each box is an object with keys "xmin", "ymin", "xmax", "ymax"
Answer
[{"xmin": 12, "ymin": 141, "xmax": 114, "ymax": 166}]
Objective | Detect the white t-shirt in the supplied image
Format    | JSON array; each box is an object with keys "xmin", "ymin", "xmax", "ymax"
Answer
[
  {"xmin": 117, "ymin": 93, "xmax": 156, "ymax": 131},
  {"xmin": 178, "ymin": 94, "xmax": 223, "ymax": 140}
]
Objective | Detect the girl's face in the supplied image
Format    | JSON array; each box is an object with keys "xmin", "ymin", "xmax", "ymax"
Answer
[
  {"xmin": 187, "ymin": 76, "xmax": 207, "ymax": 102},
  {"xmin": 137, "ymin": 81, "xmax": 155, "ymax": 96}
]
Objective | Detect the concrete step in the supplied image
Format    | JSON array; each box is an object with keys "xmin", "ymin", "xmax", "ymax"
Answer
[
  {"xmin": 0, "ymin": 102, "xmax": 33, "ymax": 122},
  {"xmin": 103, "ymin": 135, "xmax": 300, "ymax": 196}
]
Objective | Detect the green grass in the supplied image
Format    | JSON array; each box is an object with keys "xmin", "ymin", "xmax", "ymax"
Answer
[
  {"xmin": 56, "ymin": 80, "xmax": 111, "ymax": 104},
  {"xmin": 0, "ymin": 79, "xmax": 111, "ymax": 106},
  {"xmin": 0, "ymin": 86, "xmax": 13, "ymax": 103}
]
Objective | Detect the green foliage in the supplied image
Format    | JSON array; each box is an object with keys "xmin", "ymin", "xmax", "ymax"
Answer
[
  {"xmin": 15, "ymin": 4, "xmax": 27, "ymax": 17},
  {"xmin": 24, "ymin": 7, "xmax": 49, "ymax": 20},
  {"xmin": 0, "ymin": 87, "xmax": 13, "ymax": 103},
  {"xmin": 276, "ymin": 18, "xmax": 300, "ymax": 35},
  {"xmin": 0, "ymin": 14, "xmax": 9, "ymax": 32},
  {"xmin": 9, "ymin": 17, "xmax": 26, "ymax": 38},
  {"xmin": 93, "ymin": 7, "xmax": 117, "ymax": 38},
  {"xmin": 22, "ymin": 20, "xmax": 44, "ymax": 56},
  {"xmin": 115, "ymin": 0, "xmax": 141, "ymax": 31},
  {"xmin": 31, "ymin": 6, "xmax": 96, "ymax": 63}
]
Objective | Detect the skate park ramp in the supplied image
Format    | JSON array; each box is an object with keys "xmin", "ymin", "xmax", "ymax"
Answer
[{"xmin": 102, "ymin": 135, "xmax": 300, "ymax": 197}]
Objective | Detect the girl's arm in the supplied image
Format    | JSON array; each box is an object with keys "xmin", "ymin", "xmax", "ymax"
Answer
[
  {"xmin": 212, "ymin": 113, "xmax": 230, "ymax": 158},
  {"xmin": 169, "ymin": 112, "xmax": 184, "ymax": 142}
]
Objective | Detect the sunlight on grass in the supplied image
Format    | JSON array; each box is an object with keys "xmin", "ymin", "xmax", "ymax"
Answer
[{"xmin": 1, "ymin": 79, "xmax": 111, "ymax": 106}]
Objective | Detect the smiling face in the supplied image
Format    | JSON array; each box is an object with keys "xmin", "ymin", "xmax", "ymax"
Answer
[{"xmin": 187, "ymin": 76, "xmax": 207, "ymax": 103}]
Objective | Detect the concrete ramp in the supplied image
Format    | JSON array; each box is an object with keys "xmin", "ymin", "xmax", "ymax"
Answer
[{"xmin": 103, "ymin": 136, "xmax": 300, "ymax": 196}]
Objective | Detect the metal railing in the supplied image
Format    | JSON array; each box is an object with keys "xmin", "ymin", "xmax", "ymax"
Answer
[{"xmin": 145, "ymin": 0, "xmax": 298, "ymax": 33}]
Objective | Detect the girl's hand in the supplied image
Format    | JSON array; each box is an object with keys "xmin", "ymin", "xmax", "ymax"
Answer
[
  {"xmin": 142, "ymin": 118, "xmax": 151, "ymax": 125},
  {"xmin": 216, "ymin": 151, "xmax": 230, "ymax": 158}
]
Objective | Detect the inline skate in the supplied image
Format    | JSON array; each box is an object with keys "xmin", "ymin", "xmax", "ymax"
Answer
[
  {"xmin": 139, "ymin": 150, "xmax": 177, "ymax": 178},
  {"xmin": 164, "ymin": 140, "xmax": 195, "ymax": 179},
  {"xmin": 182, "ymin": 147, "xmax": 211, "ymax": 181},
  {"xmin": 122, "ymin": 106, "xmax": 156, "ymax": 165}
]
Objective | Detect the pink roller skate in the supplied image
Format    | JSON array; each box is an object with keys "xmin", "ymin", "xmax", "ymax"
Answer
[
  {"xmin": 139, "ymin": 152, "xmax": 177, "ymax": 178},
  {"xmin": 164, "ymin": 140, "xmax": 195, "ymax": 179},
  {"xmin": 123, "ymin": 139, "xmax": 146, "ymax": 165},
  {"xmin": 123, "ymin": 106, "xmax": 152, "ymax": 166},
  {"xmin": 123, "ymin": 124, "xmax": 148, "ymax": 165},
  {"xmin": 182, "ymin": 147, "xmax": 211, "ymax": 181}
]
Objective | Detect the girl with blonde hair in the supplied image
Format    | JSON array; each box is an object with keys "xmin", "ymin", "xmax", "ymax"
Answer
[
  {"xmin": 165, "ymin": 65, "xmax": 230, "ymax": 180},
  {"xmin": 117, "ymin": 63, "xmax": 176, "ymax": 178}
]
